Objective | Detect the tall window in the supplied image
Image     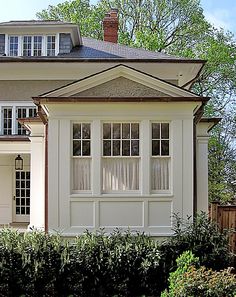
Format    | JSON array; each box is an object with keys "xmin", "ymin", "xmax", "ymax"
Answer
[
  {"xmin": 23, "ymin": 36, "xmax": 32, "ymax": 56},
  {"xmin": 102, "ymin": 123, "xmax": 140, "ymax": 192},
  {"xmin": 72, "ymin": 123, "xmax": 91, "ymax": 191},
  {"xmin": 47, "ymin": 36, "xmax": 56, "ymax": 56},
  {"xmin": 151, "ymin": 123, "xmax": 170, "ymax": 191},
  {"xmin": 9, "ymin": 36, "xmax": 18, "ymax": 56},
  {"xmin": 33, "ymin": 36, "xmax": 43, "ymax": 56},
  {"xmin": 3, "ymin": 107, "xmax": 12, "ymax": 135}
]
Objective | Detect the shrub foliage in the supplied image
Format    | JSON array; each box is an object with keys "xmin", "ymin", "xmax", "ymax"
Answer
[
  {"xmin": 0, "ymin": 229, "xmax": 160, "ymax": 297},
  {"xmin": 0, "ymin": 213, "xmax": 233, "ymax": 296},
  {"xmin": 161, "ymin": 251, "xmax": 236, "ymax": 297}
]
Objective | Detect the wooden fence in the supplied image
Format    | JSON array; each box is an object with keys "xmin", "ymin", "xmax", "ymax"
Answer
[{"xmin": 210, "ymin": 203, "xmax": 236, "ymax": 254}]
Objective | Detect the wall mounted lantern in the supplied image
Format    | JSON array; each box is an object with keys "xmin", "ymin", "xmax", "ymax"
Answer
[{"xmin": 15, "ymin": 155, "xmax": 23, "ymax": 170}]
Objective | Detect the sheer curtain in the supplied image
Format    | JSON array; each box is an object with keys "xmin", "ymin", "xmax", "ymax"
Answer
[
  {"xmin": 103, "ymin": 158, "xmax": 139, "ymax": 191},
  {"xmin": 152, "ymin": 158, "xmax": 170, "ymax": 190},
  {"xmin": 73, "ymin": 158, "xmax": 91, "ymax": 191}
]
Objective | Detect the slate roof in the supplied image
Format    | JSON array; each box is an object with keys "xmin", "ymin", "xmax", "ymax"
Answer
[{"xmin": 55, "ymin": 37, "xmax": 182, "ymax": 60}]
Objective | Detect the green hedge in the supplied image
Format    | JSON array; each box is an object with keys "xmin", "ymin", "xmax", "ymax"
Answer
[
  {"xmin": 0, "ymin": 213, "xmax": 233, "ymax": 296},
  {"xmin": 0, "ymin": 229, "xmax": 161, "ymax": 297}
]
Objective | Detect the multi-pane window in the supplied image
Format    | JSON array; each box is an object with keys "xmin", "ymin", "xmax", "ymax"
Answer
[
  {"xmin": 8, "ymin": 35, "xmax": 56, "ymax": 56},
  {"xmin": 151, "ymin": 123, "xmax": 170, "ymax": 191},
  {"xmin": 47, "ymin": 36, "xmax": 56, "ymax": 56},
  {"xmin": 23, "ymin": 36, "xmax": 43, "ymax": 56},
  {"xmin": 17, "ymin": 107, "xmax": 37, "ymax": 135},
  {"xmin": 102, "ymin": 123, "xmax": 140, "ymax": 192},
  {"xmin": 72, "ymin": 123, "xmax": 91, "ymax": 191},
  {"xmin": 23, "ymin": 36, "xmax": 32, "ymax": 56},
  {"xmin": 9, "ymin": 36, "xmax": 18, "ymax": 56},
  {"xmin": 33, "ymin": 36, "xmax": 43, "ymax": 56},
  {"xmin": 15, "ymin": 171, "xmax": 30, "ymax": 216},
  {"xmin": 3, "ymin": 108, "xmax": 13, "ymax": 135}
]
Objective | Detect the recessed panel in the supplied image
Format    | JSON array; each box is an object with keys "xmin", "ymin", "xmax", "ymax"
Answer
[
  {"xmin": 148, "ymin": 201, "xmax": 172, "ymax": 227},
  {"xmin": 99, "ymin": 201, "xmax": 144, "ymax": 227},
  {"xmin": 70, "ymin": 201, "xmax": 95, "ymax": 227}
]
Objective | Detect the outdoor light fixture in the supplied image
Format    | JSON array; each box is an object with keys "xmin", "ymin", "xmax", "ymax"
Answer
[{"xmin": 15, "ymin": 155, "xmax": 23, "ymax": 170}]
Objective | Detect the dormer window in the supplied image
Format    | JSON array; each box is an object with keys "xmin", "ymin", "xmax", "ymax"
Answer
[
  {"xmin": 8, "ymin": 35, "xmax": 57, "ymax": 57},
  {"xmin": 9, "ymin": 36, "xmax": 18, "ymax": 56}
]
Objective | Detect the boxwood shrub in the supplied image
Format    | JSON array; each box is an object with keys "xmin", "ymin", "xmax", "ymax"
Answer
[
  {"xmin": 0, "ymin": 229, "xmax": 161, "ymax": 297},
  {"xmin": 161, "ymin": 251, "xmax": 236, "ymax": 297}
]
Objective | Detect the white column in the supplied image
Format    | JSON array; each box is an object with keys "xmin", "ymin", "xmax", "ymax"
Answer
[
  {"xmin": 196, "ymin": 136, "xmax": 209, "ymax": 212},
  {"xmin": 29, "ymin": 124, "xmax": 45, "ymax": 229}
]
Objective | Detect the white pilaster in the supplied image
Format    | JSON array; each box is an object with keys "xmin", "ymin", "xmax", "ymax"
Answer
[
  {"xmin": 29, "ymin": 123, "xmax": 45, "ymax": 229},
  {"xmin": 196, "ymin": 136, "xmax": 209, "ymax": 212}
]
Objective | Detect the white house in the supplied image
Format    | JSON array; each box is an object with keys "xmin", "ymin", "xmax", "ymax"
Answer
[{"xmin": 0, "ymin": 10, "xmax": 218, "ymax": 236}]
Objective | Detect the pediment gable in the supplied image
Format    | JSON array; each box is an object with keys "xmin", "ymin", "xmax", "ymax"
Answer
[
  {"xmin": 73, "ymin": 77, "xmax": 169, "ymax": 97},
  {"xmin": 40, "ymin": 65, "xmax": 199, "ymax": 99}
]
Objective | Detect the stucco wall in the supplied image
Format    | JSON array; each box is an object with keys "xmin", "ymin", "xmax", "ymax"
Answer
[
  {"xmin": 0, "ymin": 80, "xmax": 73, "ymax": 101},
  {"xmin": 76, "ymin": 77, "xmax": 170, "ymax": 97}
]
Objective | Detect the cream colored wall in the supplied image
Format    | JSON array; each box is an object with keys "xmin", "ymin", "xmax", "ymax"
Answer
[
  {"xmin": 0, "ymin": 80, "xmax": 73, "ymax": 101},
  {"xmin": 48, "ymin": 102, "xmax": 195, "ymax": 236},
  {"xmin": 196, "ymin": 122, "xmax": 211, "ymax": 212},
  {"xmin": 0, "ymin": 62, "xmax": 199, "ymax": 87},
  {"xmin": 0, "ymin": 154, "xmax": 30, "ymax": 224}
]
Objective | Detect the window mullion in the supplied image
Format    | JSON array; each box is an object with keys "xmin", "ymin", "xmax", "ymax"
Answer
[{"xmin": 92, "ymin": 120, "xmax": 101, "ymax": 195}]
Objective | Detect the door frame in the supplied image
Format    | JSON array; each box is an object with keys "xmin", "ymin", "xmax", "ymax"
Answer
[{"xmin": 13, "ymin": 168, "xmax": 30, "ymax": 223}]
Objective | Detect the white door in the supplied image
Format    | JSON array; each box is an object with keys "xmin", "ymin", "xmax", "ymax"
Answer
[{"xmin": 13, "ymin": 171, "xmax": 30, "ymax": 222}]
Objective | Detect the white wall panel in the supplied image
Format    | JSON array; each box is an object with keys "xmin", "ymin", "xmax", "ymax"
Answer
[
  {"xmin": 99, "ymin": 201, "xmax": 144, "ymax": 228},
  {"xmin": 70, "ymin": 201, "xmax": 95, "ymax": 227},
  {"xmin": 148, "ymin": 201, "xmax": 172, "ymax": 227}
]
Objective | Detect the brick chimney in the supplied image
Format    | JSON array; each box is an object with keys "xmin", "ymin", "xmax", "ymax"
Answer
[{"xmin": 103, "ymin": 9, "xmax": 118, "ymax": 43}]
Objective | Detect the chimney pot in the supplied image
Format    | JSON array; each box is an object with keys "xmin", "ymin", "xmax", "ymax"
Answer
[{"xmin": 103, "ymin": 9, "xmax": 118, "ymax": 43}]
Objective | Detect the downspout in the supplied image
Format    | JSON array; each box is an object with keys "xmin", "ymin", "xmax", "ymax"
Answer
[
  {"xmin": 193, "ymin": 103, "xmax": 206, "ymax": 215},
  {"xmin": 44, "ymin": 123, "xmax": 48, "ymax": 233}
]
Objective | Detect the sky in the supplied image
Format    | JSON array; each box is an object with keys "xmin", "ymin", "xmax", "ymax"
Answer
[{"xmin": 0, "ymin": 0, "xmax": 236, "ymax": 35}]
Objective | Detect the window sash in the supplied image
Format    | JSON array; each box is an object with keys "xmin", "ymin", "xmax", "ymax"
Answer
[
  {"xmin": 3, "ymin": 107, "xmax": 12, "ymax": 135},
  {"xmin": 151, "ymin": 157, "xmax": 170, "ymax": 191},
  {"xmin": 102, "ymin": 157, "xmax": 140, "ymax": 192},
  {"xmin": 72, "ymin": 158, "xmax": 91, "ymax": 191},
  {"xmin": 9, "ymin": 36, "xmax": 18, "ymax": 56}
]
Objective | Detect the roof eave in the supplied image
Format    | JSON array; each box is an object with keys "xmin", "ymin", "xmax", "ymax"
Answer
[{"xmin": 33, "ymin": 96, "xmax": 210, "ymax": 104}]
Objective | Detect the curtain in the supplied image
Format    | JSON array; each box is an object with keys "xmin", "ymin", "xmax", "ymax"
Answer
[
  {"xmin": 73, "ymin": 158, "xmax": 91, "ymax": 191},
  {"xmin": 152, "ymin": 158, "xmax": 170, "ymax": 190},
  {"xmin": 103, "ymin": 158, "xmax": 139, "ymax": 191}
]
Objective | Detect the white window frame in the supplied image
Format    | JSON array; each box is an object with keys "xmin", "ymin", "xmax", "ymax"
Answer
[
  {"xmin": 0, "ymin": 102, "xmax": 37, "ymax": 135},
  {"xmin": 7, "ymin": 35, "xmax": 58, "ymax": 57},
  {"xmin": 8, "ymin": 35, "xmax": 19, "ymax": 56},
  {"xmin": 16, "ymin": 106, "xmax": 37, "ymax": 135},
  {"xmin": 70, "ymin": 120, "xmax": 172, "ymax": 197},
  {"xmin": 102, "ymin": 121, "xmax": 140, "ymax": 194},
  {"xmin": 71, "ymin": 122, "xmax": 92, "ymax": 194},
  {"xmin": 151, "ymin": 121, "xmax": 172, "ymax": 194}
]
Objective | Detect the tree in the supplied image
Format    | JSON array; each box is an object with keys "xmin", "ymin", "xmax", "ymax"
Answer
[{"xmin": 37, "ymin": 0, "xmax": 236, "ymax": 203}]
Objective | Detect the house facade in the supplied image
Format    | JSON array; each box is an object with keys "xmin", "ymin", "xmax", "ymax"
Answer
[{"xmin": 0, "ymin": 11, "xmax": 216, "ymax": 236}]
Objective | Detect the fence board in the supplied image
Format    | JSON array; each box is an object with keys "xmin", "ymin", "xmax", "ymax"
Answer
[{"xmin": 210, "ymin": 203, "xmax": 236, "ymax": 254}]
